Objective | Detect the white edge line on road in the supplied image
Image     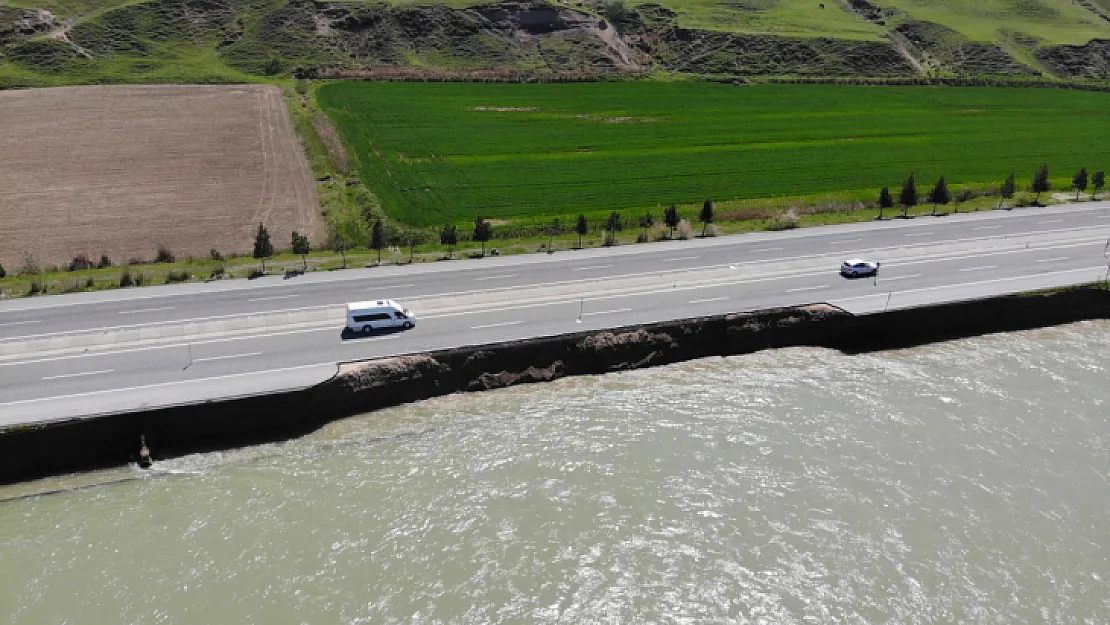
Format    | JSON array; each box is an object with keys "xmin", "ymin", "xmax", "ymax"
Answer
[
  {"xmin": 690, "ymin": 296, "xmax": 728, "ymax": 304},
  {"xmin": 1038, "ymin": 219, "xmax": 1063, "ymax": 224},
  {"xmin": 471, "ymin": 320, "xmax": 523, "ymax": 330},
  {"xmin": 830, "ymin": 239, "xmax": 862, "ymax": 245},
  {"xmin": 248, "ymin": 295, "xmax": 299, "ymax": 302},
  {"xmin": 118, "ymin": 306, "xmax": 174, "ymax": 315},
  {"xmin": 1036, "ymin": 257, "xmax": 1069, "ymax": 263},
  {"xmin": 752, "ymin": 247, "xmax": 783, "ymax": 253},
  {"xmin": 192, "ymin": 351, "xmax": 264, "ymax": 363},
  {"xmin": 664, "ymin": 256, "xmax": 700, "ymax": 262},
  {"xmin": 0, "ymin": 320, "xmax": 41, "ymax": 327},
  {"xmin": 573, "ymin": 265, "xmax": 613, "ymax": 272},
  {"xmin": 832, "ymin": 266, "xmax": 1106, "ymax": 305},
  {"xmin": 786, "ymin": 285, "xmax": 831, "ymax": 293},
  {"xmin": 958, "ymin": 265, "xmax": 997, "ymax": 272},
  {"xmin": 474, "ymin": 274, "xmax": 518, "ymax": 281},
  {"xmin": 0, "ymin": 303, "xmax": 342, "ymax": 343},
  {"xmin": 973, "ymin": 226, "xmax": 1003, "ymax": 230},
  {"xmin": 582, "ymin": 308, "xmax": 632, "ymax": 317},
  {"xmin": 42, "ymin": 369, "xmax": 114, "ymax": 381},
  {"xmin": 876, "ymin": 273, "xmax": 922, "ymax": 282},
  {"xmin": 904, "ymin": 232, "xmax": 935, "ymax": 237},
  {"xmin": 0, "ymin": 362, "xmax": 337, "ymax": 408},
  {"xmin": 343, "ymin": 335, "xmax": 401, "ymax": 345}
]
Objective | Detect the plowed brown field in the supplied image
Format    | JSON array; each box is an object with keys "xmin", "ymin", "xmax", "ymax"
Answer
[{"xmin": 0, "ymin": 85, "xmax": 319, "ymax": 270}]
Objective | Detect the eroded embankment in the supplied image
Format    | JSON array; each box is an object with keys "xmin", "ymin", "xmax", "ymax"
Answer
[{"xmin": 2, "ymin": 287, "xmax": 1109, "ymax": 484}]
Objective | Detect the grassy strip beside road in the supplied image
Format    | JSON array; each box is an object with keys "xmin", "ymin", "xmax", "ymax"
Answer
[{"xmin": 319, "ymin": 82, "xmax": 1110, "ymax": 227}]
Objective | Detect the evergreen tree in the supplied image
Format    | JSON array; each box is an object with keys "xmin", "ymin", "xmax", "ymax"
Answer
[
  {"xmin": 639, "ymin": 211, "xmax": 654, "ymax": 238},
  {"xmin": 332, "ymin": 233, "xmax": 348, "ymax": 269},
  {"xmin": 1032, "ymin": 163, "xmax": 1050, "ymax": 205},
  {"xmin": 548, "ymin": 217, "xmax": 561, "ymax": 252},
  {"xmin": 1073, "ymin": 167, "xmax": 1089, "ymax": 201},
  {"xmin": 604, "ymin": 211, "xmax": 623, "ymax": 246},
  {"xmin": 927, "ymin": 175, "xmax": 952, "ymax": 215},
  {"xmin": 699, "ymin": 198, "xmax": 714, "ymax": 236},
  {"xmin": 1093, "ymin": 171, "xmax": 1106, "ymax": 200},
  {"xmin": 878, "ymin": 186, "xmax": 893, "ymax": 220},
  {"xmin": 899, "ymin": 173, "xmax": 918, "ymax": 217},
  {"xmin": 575, "ymin": 214, "xmax": 588, "ymax": 249},
  {"xmin": 291, "ymin": 230, "xmax": 310, "ymax": 270},
  {"xmin": 473, "ymin": 216, "xmax": 493, "ymax": 256},
  {"xmin": 252, "ymin": 222, "xmax": 274, "ymax": 272},
  {"xmin": 999, "ymin": 173, "xmax": 1016, "ymax": 209},
  {"xmin": 664, "ymin": 204, "xmax": 679, "ymax": 238},
  {"xmin": 370, "ymin": 218, "xmax": 385, "ymax": 264},
  {"xmin": 440, "ymin": 224, "xmax": 458, "ymax": 258}
]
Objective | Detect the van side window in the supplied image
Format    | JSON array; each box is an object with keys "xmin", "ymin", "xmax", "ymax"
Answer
[
  {"xmin": 352, "ymin": 313, "xmax": 391, "ymax": 322},
  {"xmin": 394, "ymin": 311, "xmax": 406, "ymax": 319}
]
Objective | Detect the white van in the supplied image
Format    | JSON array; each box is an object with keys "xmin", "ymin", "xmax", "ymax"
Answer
[{"xmin": 346, "ymin": 300, "xmax": 417, "ymax": 333}]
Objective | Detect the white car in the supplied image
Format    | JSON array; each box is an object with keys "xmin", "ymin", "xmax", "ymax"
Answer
[{"xmin": 840, "ymin": 259, "xmax": 880, "ymax": 277}]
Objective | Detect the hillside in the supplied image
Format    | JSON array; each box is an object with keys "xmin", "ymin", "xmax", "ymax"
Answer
[{"xmin": 2, "ymin": 0, "xmax": 1110, "ymax": 86}]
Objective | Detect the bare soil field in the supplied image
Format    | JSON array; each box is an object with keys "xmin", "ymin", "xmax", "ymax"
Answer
[{"xmin": 0, "ymin": 85, "xmax": 319, "ymax": 270}]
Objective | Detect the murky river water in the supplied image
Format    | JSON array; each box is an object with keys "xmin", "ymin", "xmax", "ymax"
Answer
[{"xmin": 2, "ymin": 322, "xmax": 1109, "ymax": 623}]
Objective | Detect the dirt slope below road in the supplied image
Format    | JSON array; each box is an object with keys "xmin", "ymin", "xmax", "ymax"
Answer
[{"xmin": 0, "ymin": 84, "xmax": 319, "ymax": 270}]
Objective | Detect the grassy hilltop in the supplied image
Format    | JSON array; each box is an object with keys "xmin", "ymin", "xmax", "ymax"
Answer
[{"xmin": 2, "ymin": 0, "xmax": 1110, "ymax": 86}]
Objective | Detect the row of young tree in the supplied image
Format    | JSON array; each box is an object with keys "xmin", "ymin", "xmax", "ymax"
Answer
[
  {"xmin": 435, "ymin": 202, "xmax": 721, "ymax": 256},
  {"xmin": 876, "ymin": 165, "xmax": 1107, "ymax": 219}
]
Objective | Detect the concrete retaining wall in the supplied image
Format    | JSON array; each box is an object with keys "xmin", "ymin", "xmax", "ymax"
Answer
[{"xmin": 2, "ymin": 287, "xmax": 1109, "ymax": 484}]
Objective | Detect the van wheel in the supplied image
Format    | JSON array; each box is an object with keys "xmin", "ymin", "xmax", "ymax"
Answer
[
  {"xmin": 403, "ymin": 321, "xmax": 414, "ymax": 329},
  {"xmin": 361, "ymin": 325, "xmax": 373, "ymax": 333}
]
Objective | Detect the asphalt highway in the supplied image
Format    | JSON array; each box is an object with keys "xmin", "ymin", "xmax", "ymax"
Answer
[{"xmin": 1, "ymin": 202, "xmax": 1109, "ymax": 426}]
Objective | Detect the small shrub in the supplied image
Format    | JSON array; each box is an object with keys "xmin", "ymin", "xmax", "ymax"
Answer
[
  {"xmin": 768, "ymin": 208, "xmax": 800, "ymax": 231},
  {"xmin": 0, "ymin": 263, "xmax": 5, "ymax": 279},
  {"xmin": 134, "ymin": 272, "xmax": 145, "ymax": 287},
  {"xmin": 210, "ymin": 248, "xmax": 223, "ymax": 262},
  {"xmin": 28, "ymin": 280, "xmax": 43, "ymax": 294},
  {"xmin": 165, "ymin": 270, "xmax": 190, "ymax": 283},
  {"xmin": 154, "ymin": 246, "xmax": 175, "ymax": 264},
  {"xmin": 119, "ymin": 268, "xmax": 133, "ymax": 287},
  {"xmin": 208, "ymin": 267, "xmax": 226, "ymax": 281},
  {"xmin": 68, "ymin": 254, "xmax": 93, "ymax": 271},
  {"xmin": 248, "ymin": 268, "xmax": 265, "ymax": 280},
  {"xmin": 19, "ymin": 252, "xmax": 39, "ymax": 276},
  {"xmin": 675, "ymin": 219, "xmax": 693, "ymax": 240},
  {"xmin": 636, "ymin": 232, "xmax": 649, "ymax": 243},
  {"xmin": 85, "ymin": 276, "xmax": 95, "ymax": 289},
  {"xmin": 294, "ymin": 79, "xmax": 309, "ymax": 95},
  {"xmin": 97, "ymin": 254, "xmax": 113, "ymax": 269}
]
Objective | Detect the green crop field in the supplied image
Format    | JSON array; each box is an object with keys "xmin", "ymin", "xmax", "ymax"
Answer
[{"xmin": 319, "ymin": 82, "xmax": 1110, "ymax": 226}]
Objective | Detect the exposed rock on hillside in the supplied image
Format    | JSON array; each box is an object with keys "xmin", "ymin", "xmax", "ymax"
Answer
[
  {"xmin": 1036, "ymin": 38, "xmax": 1110, "ymax": 79},
  {"xmin": 893, "ymin": 21, "xmax": 1039, "ymax": 76},
  {"xmin": 631, "ymin": 4, "xmax": 913, "ymax": 76},
  {"xmin": 1, "ymin": 0, "xmax": 1108, "ymax": 81}
]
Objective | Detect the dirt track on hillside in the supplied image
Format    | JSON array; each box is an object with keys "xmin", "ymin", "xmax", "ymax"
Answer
[{"xmin": 0, "ymin": 85, "xmax": 319, "ymax": 270}]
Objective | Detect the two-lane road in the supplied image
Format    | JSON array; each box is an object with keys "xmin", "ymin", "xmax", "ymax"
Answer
[{"xmin": 2, "ymin": 202, "xmax": 1109, "ymax": 426}]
